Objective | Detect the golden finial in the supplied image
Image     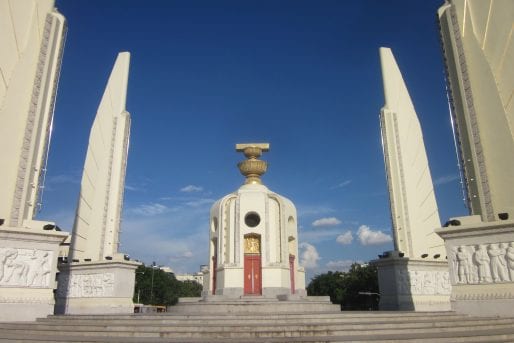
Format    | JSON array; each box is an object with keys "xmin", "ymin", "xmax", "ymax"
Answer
[{"xmin": 236, "ymin": 143, "xmax": 270, "ymax": 184}]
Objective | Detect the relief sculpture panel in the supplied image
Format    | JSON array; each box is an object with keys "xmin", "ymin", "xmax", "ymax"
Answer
[
  {"xmin": 0, "ymin": 248, "xmax": 53, "ymax": 287},
  {"xmin": 61, "ymin": 273, "xmax": 115, "ymax": 298},
  {"xmin": 395, "ymin": 269, "xmax": 451, "ymax": 295},
  {"xmin": 451, "ymin": 241, "xmax": 514, "ymax": 285}
]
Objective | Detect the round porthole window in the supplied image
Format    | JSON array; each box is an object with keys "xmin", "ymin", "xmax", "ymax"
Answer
[{"xmin": 244, "ymin": 212, "xmax": 261, "ymax": 228}]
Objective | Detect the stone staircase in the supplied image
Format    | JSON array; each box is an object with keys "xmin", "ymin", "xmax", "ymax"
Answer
[{"xmin": 1, "ymin": 311, "xmax": 514, "ymax": 342}]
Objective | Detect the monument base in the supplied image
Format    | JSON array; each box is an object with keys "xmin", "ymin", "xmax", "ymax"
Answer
[
  {"xmin": 55, "ymin": 259, "xmax": 140, "ymax": 315},
  {"xmin": 170, "ymin": 295, "xmax": 339, "ymax": 314},
  {"xmin": 0, "ymin": 225, "xmax": 68, "ymax": 321},
  {"xmin": 371, "ymin": 252, "xmax": 451, "ymax": 311},
  {"xmin": 435, "ymin": 218, "xmax": 514, "ymax": 317}
]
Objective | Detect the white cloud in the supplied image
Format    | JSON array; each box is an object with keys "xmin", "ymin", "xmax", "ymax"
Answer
[
  {"xmin": 312, "ymin": 217, "xmax": 341, "ymax": 227},
  {"xmin": 357, "ymin": 225, "xmax": 392, "ymax": 245},
  {"xmin": 326, "ymin": 259, "xmax": 358, "ymax": 271},
  {"xmin": 47, "ymin": 174, "xmax": 79, "ymax": 184},
  {"xmin": 296, "ymin": 205, "xmax": 335, "ymax": 217},
  {"xmin": 299, "ymin": 242, "xmax": 320, "ymax": 269},
  {"xmin": 180, "ymin": 185, "xmax": 203, "ymax": 193},
  {"xmin": 185, "ymin": 198, "xmax": 215, "ymax": 208},
  {"xmin": 127, "ymin": 203, "xmax": 170, "ymax": 216},
  {"xmin": 120, "ymin": 209, "xmax": 209, "ymax": 274},
  {"xmin": 336, "ymin": 231, "xmax": 353, "ymax": 245},
  {"xmin": 332, "ymin": 180, "xmax": 352, "ymax": 189},
  {"xmin": 433, "ymin": 174, "xmax": 459, "ymax": 185},
  {"xmin": 125, "ymin": 184, "xmax": 142, "ymax": 191},
  {"xmin": 300, "ymin": 229, "xmax": 339, "ymax": 243}
]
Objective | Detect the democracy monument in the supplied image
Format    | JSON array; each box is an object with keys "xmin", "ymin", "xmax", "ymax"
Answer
[{"xmin": 1, "ymin": 0, "xmax": 514, "ymax": 340}]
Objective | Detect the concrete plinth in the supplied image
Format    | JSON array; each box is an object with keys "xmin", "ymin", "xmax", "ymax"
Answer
[
  {"xmin": 0, "ymin": 226, "xmax": 68, "ymax": 321},
  {"xmin": 435, "ymin": 218, "xmax": 514, "ymax": 317},
  {"xmin": 372, "ymin": 252, "xmax": 451, "ymax": 311},
  {"xmin": 170, "ymin": 295, "xmax": 339, "ymax": 314},
  {"xmin": 55, "ymin": 259, "xmax": 140, "ymax": 314}
]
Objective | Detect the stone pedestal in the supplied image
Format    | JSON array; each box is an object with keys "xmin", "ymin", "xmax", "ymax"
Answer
[
  {"xmin": 171, "ymin": 295, "xmax": 339, "ymax": 314},
  {"xmin": 435, "ymin": 218, "xmax": 514, "ymax": 317},
  {"xmin": 55, "ymin": 259, "xmax": 140, "ymax": 314},
  {"xmin": 0, "ymin": 226, "xmax": 68, "ymax": 321},
  {"xmin": 372, "ymin": 252, "xmax": 451, "ymax": 311}
]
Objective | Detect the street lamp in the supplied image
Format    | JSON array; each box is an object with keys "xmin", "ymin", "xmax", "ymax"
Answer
[
  {"xmin": 135, "ymin": 271, "xmax": 144, "ymax": 304},
  {"xmin": 150, "ymin": 262, "xmax": 157, "ymax": 304}
]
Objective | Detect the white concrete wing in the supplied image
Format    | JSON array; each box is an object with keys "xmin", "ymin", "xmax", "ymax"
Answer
[
  {"xmin": 439, "ymin": 0, "xmax": 514, "ymax": 221},
  {"xmin": 70, "ymin": 52, "xmax": 131, "ymax": 262},
  {"xmin": 0, "ymin": 0, "xmax": 66, "ymax": 226},
  {"xmin": 379, "ymin": 47, "xmax": 445, "ymax": 259}
]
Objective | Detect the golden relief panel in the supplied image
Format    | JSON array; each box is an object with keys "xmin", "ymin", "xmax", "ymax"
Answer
[{"xmin": 244, "ymin": 236, "xmax": 260, "ymax": 254}]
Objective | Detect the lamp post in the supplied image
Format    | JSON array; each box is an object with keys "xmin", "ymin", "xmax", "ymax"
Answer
[
  {"xmin": 135, "ymin": 271, "xmax": 144, "ymax": 304},
  {"xmin": 150, "ymin": 261, "xmax": 156, "ymax": 304}
]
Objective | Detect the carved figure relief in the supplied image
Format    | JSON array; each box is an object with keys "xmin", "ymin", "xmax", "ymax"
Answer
[
  {"xmin": 473, "ymin": 245, "xmax": 491, "ymax": 283},
  {"xmin": 396, "ymin": 269, "xmax": 450, "ymax": 295},
  {"xmin": 507, "ymin": 242, "xmax": 514, "ymax": 281},
  {"xmin": 488, "ymin": 243, "xmax": 509, "ymax": 282},
  {"xmin": 0, "ymin": 248, "xmax": 52, "ymax": 287},
  {"xmin": 64, "ymin": 273, "xmax": 115, "ymax": 297},
  {"xmin": 456, "ymin": 246, "xmax": 471, "ymax": 284},
  {"xmin": 244, "ymin": 235, "xmax": 260, "ymax": 254},
  {"xmin": 449, "ymin": 241, "xmax": 514, "ymax": 285}
]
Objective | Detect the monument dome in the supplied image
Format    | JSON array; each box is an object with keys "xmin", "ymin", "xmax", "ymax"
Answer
[{"xmin": 204, "ymin": 143, "xmax": 306, "ymax": 298}]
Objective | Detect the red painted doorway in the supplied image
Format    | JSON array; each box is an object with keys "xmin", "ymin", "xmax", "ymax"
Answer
[
  {"xmin": 243, "ymin": 234, "xmax": 262, "ymax": 295},
  {"xmin": 244, "ymin": 254, "xmax": 262, "ymax": 295}
]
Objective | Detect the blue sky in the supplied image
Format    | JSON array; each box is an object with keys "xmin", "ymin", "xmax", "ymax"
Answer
[{"xmin": 38, "ymin": 0, "xmax": 468, "ymax": 280}]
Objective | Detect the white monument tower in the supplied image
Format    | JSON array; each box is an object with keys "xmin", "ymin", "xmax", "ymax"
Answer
[
  {"xmin": 56, "ymin": 52, "xmax": 139, "ymax": 315},
  {"xmin": 204, "ymin": 144, "xmax": 306, "ymax": 298},
  {"xmin": 436, "ymin": 0, "xmax": 514, "ymax": 316},
  {"xmin": 68, "ymin": 52, "xmax": 132, "ymax": 263},
  {"xmin": 372, "ymin": 48, "xmax": 451, "ymax": 311},
  {"xmin": 0, "ymin": 0, "xmax": 69, "ymax": 321}
]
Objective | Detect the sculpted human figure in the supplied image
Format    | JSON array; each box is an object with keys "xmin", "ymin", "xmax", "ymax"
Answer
[
  {"xmin": 2, "ymin": 249, "xmax": 29, "ymax": 285},
  {"xmin": 456, "ymin": 246, "xmax": 470, "ymax": 284},
  {"xmin": 28, "ymin": 251, "xmax": 51, "ymax": 286},
  {"xmin": 0, "ymin": 249, "xmax": 9, "ymax": 281},
  {"xmin": 473, "ymin": 244, "xmax": 492, "ymax": 283},
  {"xmin": 507, "ymin": 242, "xmax": 514, "ymax": 281},
  {"xmin": 488, "ymin": 243, "xmax": 509, "ymax": 282}
]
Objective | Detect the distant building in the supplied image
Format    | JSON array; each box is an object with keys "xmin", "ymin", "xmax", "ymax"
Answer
[{"xmin": 175, "ymin": 272, "xmax": 203, "ymax": 285}]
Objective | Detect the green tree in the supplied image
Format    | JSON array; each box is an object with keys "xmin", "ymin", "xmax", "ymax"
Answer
[
  {"xmin": 307, "ymin": 263, "xmax": 379, "ymax": 310},
  {"xmin": 133, "ymin": 265, "xmax": 203, "ymax": 306}
]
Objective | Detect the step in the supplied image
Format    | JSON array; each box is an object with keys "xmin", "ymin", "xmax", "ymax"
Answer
[{"xmin": 1, "ymin": 320, "xmax": 513, "ymax": 339}]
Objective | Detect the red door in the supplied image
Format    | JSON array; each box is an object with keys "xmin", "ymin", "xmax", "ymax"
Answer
[
  {"xmin": 244, "ymin": 255, "xmax": 262, "ymax": 295},
  {"xmin": 212, "ymin": 255, "xmax": 217, "ymax": 295},
  {"xmin": 289, "ymin": 254, "xmax": 295, "ymax": 294}
]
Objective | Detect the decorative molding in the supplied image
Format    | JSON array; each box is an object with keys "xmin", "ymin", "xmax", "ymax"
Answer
[{"xmin": 0, "ymin": 297, "xmax": 53, "ymax": 304}]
